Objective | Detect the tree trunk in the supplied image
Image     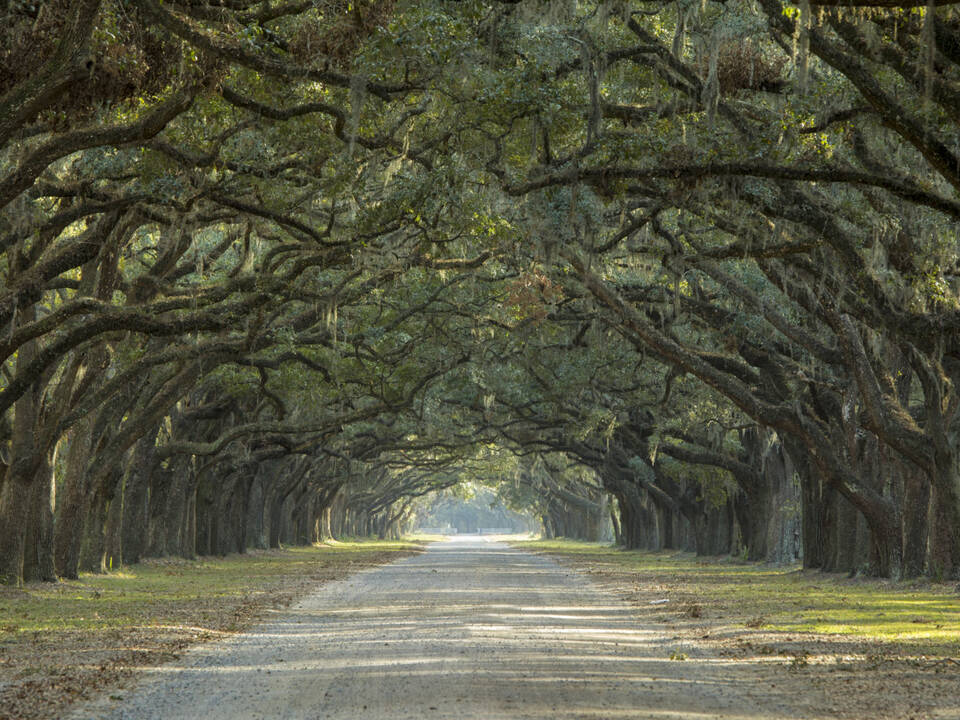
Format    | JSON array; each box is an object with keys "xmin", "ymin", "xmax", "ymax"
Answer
[
  {"xmin": 0, "ymin": 469, "xmax": 30, "ymax": 584},
  {"xmin": 103, "ymin": 491, "xmax": 124, "ymax": 571},
  {"xmin": 22, "ymin": 448, "xmax": 56, "ymax": 582},
  {"xmin": 733, "ymin": 481, "xmax": 772, "ymax": 561},
  {"xmin": 929, "ymin": 453, "xmax": 960, "ymax": 580},
  {"xmin": 659, "ymin": 504, "xmax": 675, "ymax": 550},
  {"xmin": 120, "ymin": 433, "xmax": 157, "ymax": 565},
  {"xmin": 321, "ymin": 505, "xmax": 333, "ymax": 541},
  {"xmin": 609, "ymin": 499, "xmax": 622, "ymax": 545},
  {"xmin": 831, "ymin": 493, "xmax": 859, "ymax": 574},
  {"xmin": 902, "ymin": 467, "xmax": 930, "ymax": 578},
  {"xmin": 78, "ymin": 484, "xmax": 109, "ymax": 573},
  {"xmin": 54, "ymin": 424, "xmax": 95, "ymax": 578},
  {"xmin": 0, "ymin": 306, "xmax": 41, "ymax": 585}
]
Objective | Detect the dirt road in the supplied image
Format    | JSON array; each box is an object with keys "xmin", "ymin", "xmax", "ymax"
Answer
[{"xmin": 71, "ymin": 537, "xmax": 831, "ymax": 719}]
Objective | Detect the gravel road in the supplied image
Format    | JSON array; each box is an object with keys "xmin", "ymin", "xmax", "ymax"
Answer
[{"xmin": 71, "ymin": 537, "xmax": 822, "ymax": 719}]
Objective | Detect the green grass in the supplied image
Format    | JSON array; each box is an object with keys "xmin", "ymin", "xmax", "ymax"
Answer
[
  {"xmin": 514, "ymin": 539, "xmax": 960, "ymax": 654},
  {"xmin": 0, "ymin": 540, "xmax": 421, "ymax": 637},
  {"xmin": 0, "ymin": 540, "xmax": 422, "ymax": 720}
]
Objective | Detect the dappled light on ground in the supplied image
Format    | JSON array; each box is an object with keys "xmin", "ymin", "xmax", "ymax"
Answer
[
  {"xmin": 0, "ymin": 543, "xmax": 422, "ymax": 720},
  {"xmin": 515, "ymin": 540, "xmax": 960, "ymax": 651},
  {"xmin": 69, "ymin": 538, "xmax": 880, "ymax": 720}
]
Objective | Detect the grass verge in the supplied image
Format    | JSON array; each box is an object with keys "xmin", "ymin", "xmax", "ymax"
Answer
[
  {"xmin": 513, "ymin": 539, "xmax": 960, "ymax": 655},
  {"xmin": 512, "ymin": 539, "xmax": 960, "ymax": 719},
  {"xmin": 0, "ymin": 540, "xmax": 422, "ymax": 720}
]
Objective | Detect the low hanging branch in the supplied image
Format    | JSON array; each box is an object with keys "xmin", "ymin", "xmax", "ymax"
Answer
[
  {"xmin": 0, "ymin": 294, "xmax": 269, "ymax": 416},
  {"xmin": 0, "ymin": 89, "xmax": 195, "ymax": 210},
  {"xmin": 157, "ymin": 353, "xmax": 470, "ymax": 459},
  {"xmin": 505, "ymin": 163, "xmax": 960, "ymax": 221},
  {"xmin": 153, "ymin": 405, "xmax": 390, "ymax": 460},
  {"xmin": 141, "ymin": 0, "xmax": 418, "ymax": 100}
]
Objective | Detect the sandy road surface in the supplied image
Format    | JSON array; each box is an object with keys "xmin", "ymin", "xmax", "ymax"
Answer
[{"xmin": 71, "ymin": 537, "xmax": 828, "ymax": 720}]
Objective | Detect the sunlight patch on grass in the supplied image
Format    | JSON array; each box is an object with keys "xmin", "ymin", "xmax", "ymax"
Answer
[{"xmin": 0, "ymin": 540, "xmax": 422, "ymax": 638}]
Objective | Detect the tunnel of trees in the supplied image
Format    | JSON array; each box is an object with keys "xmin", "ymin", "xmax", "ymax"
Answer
[{"xmin": 2, "ymin": 0, "xmax": 960, "ymax": 586}]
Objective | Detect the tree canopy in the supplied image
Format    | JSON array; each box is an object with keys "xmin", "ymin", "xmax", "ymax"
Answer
[{"xmin": 2, "ymin": 0, "xmax": 959, "ymax": 585}]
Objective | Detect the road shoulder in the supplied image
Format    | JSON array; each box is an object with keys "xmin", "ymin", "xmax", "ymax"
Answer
[{"xmin": 515, "ymin": 539, "xmax": 960, "ymax": 720}]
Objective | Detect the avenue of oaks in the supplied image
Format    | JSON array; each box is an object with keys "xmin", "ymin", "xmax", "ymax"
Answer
[{"xmin": 1, "ymin": 0, "xmax": 960, "ymax": 585}]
